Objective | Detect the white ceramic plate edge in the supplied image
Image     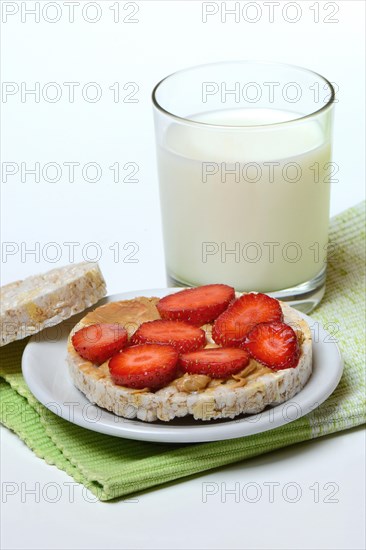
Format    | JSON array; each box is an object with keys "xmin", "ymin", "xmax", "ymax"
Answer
[{"xmin": 22, "ymin": 289, "xmax": 344, "ymax": 443}]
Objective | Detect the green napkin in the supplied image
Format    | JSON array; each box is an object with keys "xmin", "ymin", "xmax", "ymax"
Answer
[{"xmin": 1, "ymin": 202, "xmax": 365, "ymax": 501}]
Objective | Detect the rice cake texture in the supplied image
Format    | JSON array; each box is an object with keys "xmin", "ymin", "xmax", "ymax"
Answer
[
  {"xmin": 1, "ymin": 262, "xmax": 106, "ymax": 346},
  {"xmin": 67, "ymin": 295, "xmax": 312, "ymax": 422}
]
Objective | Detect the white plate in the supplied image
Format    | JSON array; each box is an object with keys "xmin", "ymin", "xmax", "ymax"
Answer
[{"xmin": 22, "ymin": 289, "xmax": 343, "ymax": 443}]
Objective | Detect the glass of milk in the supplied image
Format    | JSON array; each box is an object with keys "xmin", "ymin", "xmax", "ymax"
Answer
[{"xmin": 152, "ymin": 61, "xmax": 335, "ymax": 313}]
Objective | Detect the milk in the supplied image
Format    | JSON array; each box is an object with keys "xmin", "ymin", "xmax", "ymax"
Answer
[{"xmin": 157, "ymin": 109, "xmax": 331, "ymax": 292}]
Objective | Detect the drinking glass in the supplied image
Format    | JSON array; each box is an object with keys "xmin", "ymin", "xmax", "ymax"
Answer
[{"xmin": 152, "ymin": 61, "xmax": 335, "ymax": 313}]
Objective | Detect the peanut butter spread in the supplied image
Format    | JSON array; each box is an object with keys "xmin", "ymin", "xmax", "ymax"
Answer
[
  {"xmin": 82, "ymin": 297, "xmax": 161, "ymax": 337},
  {"xmin": 74, "ymin": 297, "xmax": 297, "ymax": 394}
]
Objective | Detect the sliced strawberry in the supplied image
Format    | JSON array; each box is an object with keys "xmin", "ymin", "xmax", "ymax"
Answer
[
  {"xmin": 109, "ymin": 344, "xmax": 178, "ymax": 390},
  {"xmin": 243, "ymin": 321, "xmax": 300, "ymax": 370},
  {"xmin": 72, "ymin": 323, "xmax": 128, "ymax": 365},
  {"xmin": 179, "ymin": 347, "xmax": 250, "ymax": 378},
  {"xmin": 212, "ymin": 293, "xmax": 283, "ymax": 347},
  {"xmin": 131, "ymin": 320, "xmax": 206, "ymax": 353},
  {"xmin": 157, "ymin": 284, "xmax": 235, "ymax": 326}
]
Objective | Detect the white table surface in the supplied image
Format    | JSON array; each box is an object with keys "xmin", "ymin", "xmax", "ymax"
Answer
[{"xmin": 1, "ymin": 2, "xmax": 365, "ymax": 549}]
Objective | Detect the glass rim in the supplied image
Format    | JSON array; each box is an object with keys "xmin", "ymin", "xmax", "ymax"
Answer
[{"xmin": 152, "ymin": 60, "xmax": 335, "ymax": 129}]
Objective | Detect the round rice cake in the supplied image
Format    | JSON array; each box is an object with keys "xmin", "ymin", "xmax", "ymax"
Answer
[
  {"xmin": 1, "ymin": 262, "xmax": 106, "ymax": 346},
  {"xmin": 66, "ymin": 294, "xmax": 312, "ymax": 422}
]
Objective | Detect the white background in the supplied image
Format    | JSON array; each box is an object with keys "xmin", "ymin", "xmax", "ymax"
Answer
[{"xmin": 1, "ymin": 1, "xmax": 365, "ymax": 549}]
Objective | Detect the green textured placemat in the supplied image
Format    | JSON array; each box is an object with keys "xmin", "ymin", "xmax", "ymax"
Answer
[{"xmin": 1, "ymin": 202, "xmax": 365, "ymax": 501}]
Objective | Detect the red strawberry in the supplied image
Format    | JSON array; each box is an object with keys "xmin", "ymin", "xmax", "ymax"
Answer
[
  {"xmin": 109, "ymin": 344, "xmax": 179, "ymax": 390},
  {"xmin": 179, "ymin": 347, "xmax": 250, "ymax": 378},
  {"xmin": 131, "ymin": 320, "xmax": 206, "ymax": 353},
  {"xmin": 72, "ymin": 323, "xmax": 128, "ymax": 365},
  {"xmin": 212, "ymin": 293, "xmax": 283, "ymax": 347},
  {"xmin": 243, "ymin": 322, "xmax": 300, "ymax": 370},
  {"xmin": 157, "ymin": 284, "xmax": 235, "ymax": 326}
]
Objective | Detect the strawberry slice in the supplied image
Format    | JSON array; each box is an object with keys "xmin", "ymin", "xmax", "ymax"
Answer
[
  {"xmin": 179, "ymin": 347, "xmax": 250, "ymax": 378},
  {"xmin": 212, "ymin": 293, "xmax": 283, "ymax": 347},
  {"xmin": 109, "ymin": 344, "xmax": 179, "ymax": 390},
  {"xmin": 131, "ymin": 320, "xmax": 206, "ymax": 353},
  {"xmin": 243, "ymin": 321, "xmax": 300, "ymax": 370},
  {"xmin": 157, "ymin": 284, "xmax": 235, "ymax": 326},
  {"xmin": 72, "ymin": 323, "xmax": 128, "ymax": 365}
]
